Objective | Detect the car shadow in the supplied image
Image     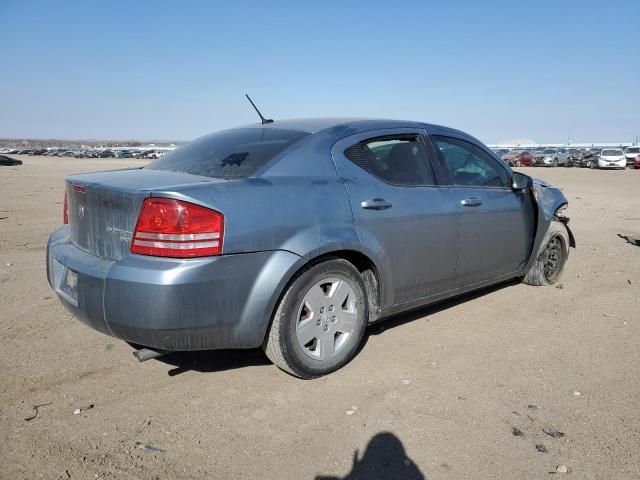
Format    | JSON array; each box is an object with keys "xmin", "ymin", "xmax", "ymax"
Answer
[
  {"xmin": 144, "ymin": 278, "xmax": 520, "ymax": 377},
  {"xmin": 152, "ymin": 348, "xmax": 271, "ymax": 377},
  {"xmin": 360, "ymin": 278, "xmax": 520, "ymax": 348},
  {"xmin": 618, "ymin": 233, "xmax": 640, "ymax": 246},
  {"xmin": 315, "ymin": 431, "xmax": 425, "ymax": 479}
]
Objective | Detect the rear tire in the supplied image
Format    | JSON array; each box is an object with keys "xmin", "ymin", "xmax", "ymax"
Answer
[
  {"xmin": 263, "ymin": 259, "xmax": 368, "ymax": 379},
  {"xmin": 523, "ymin": 221, "xmax": 569, "ymax": 286}
]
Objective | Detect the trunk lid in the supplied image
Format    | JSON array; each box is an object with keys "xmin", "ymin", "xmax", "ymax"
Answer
[{"xmin": 66, "ymin": 168, "xmax": 220, "ymax": 260}]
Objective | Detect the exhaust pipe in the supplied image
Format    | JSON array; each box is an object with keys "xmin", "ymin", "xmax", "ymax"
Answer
[{"xmin": 133, "ymin": 348, "xmax": 171, "ymax": 362}]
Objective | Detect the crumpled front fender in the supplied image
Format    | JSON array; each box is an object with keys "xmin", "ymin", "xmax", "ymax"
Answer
[
  {"xmin": 534, "ymin": 179, "xmax": 568, "ymax": 221},
  {"xmin": 523, "ymin": 179, "xmax": 575, "ymax": 274}
]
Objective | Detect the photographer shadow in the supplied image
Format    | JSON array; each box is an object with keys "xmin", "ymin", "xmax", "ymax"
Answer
[{"xmin": 316, "ymin": 432, "xmax": 425, "ymax": 480}]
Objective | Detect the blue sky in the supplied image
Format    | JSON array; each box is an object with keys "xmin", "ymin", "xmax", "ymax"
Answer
[{"xmin": 1, "ymin": 0, "xmax": 638, "ymax": 143}]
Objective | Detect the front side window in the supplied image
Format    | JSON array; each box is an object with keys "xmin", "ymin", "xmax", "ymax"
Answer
[
  {"xmin": 432, "ymin": 135, "xmax": 510, "ymax": 188},
  {"xmin": 344, "ymin": 135, "xmax": 436, "ymax": 186}
]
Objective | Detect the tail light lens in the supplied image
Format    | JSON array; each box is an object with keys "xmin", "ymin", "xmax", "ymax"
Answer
[
  {"xmin": 131, "ymin": 198, "xmax": 224, "ymax": 258},
  {"xmin": 63, "ymin": 191, "xmax": 69, "ymax": 224}
]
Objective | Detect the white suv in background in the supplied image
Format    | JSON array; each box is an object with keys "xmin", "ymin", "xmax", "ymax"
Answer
[
  {"xmin": 624, "ymin": 146, "xmax": 640, "ymax": 166},
  {"xmin": 598, "ymin": 149, "xmax": 626, "ymax": 169}
]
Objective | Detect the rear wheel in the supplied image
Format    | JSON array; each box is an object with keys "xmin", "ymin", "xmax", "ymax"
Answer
[
  {"xmin": 523, "ymin": 221, "xmax": 569, "ymax": 286},
  {"xmin": 263, "ymin": 259, "xmax": 368, "ymax": 379}
]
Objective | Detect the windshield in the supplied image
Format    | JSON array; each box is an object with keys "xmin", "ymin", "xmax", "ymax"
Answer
[
  {"xmin": 626, "ymin": 147, "xmax": 640, "ymax": 153},
  {"xmin": 543, "ymin": 149, "xmax": 556, "ymax": 154},
  {"xmin": 147, "ymin": 128, "xmax": 310, "ymax": 179},
  {"xmin": 602, "ymin": 149, "xmax": 623, "ymax": 156}
]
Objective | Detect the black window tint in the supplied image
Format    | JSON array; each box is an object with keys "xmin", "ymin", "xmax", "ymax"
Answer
[
  {"xmin": 146, "ymin": 128, "xmax": 309, "ymax": 179},
  {"xmin": 344, "ymin": 135, "xmax": 436, "ymax": 186},
  {"xmin": 432, "ymin": 136, "xmax": 510, "ymax": 188}
]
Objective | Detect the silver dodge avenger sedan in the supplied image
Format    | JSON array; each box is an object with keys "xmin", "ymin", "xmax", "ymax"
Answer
[{"xmin": 47, "ymin": 118, "xmax": 574, "ymax": 378}]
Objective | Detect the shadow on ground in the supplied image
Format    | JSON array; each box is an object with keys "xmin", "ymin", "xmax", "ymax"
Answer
[
  {"xmin": 154, "ymin": 348, "xmax": 271, "ymax": 376},
  {"xmin": 364, "ymin": 278, "xmax": 519, "ymax": 339},
  {"xmin": 143, "ymin": 278, "xmax": 519, "ymax": 376},
  {"xmin": 315, "ymin": 432, "xmax": 425, "ymax": 479},
  {"xmin": 618, "ymin": 233, "xmax": 640, "ymax": 246}
]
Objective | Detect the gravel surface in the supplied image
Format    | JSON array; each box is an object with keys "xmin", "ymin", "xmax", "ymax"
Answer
[{"xmin": 1, "ymin": 156, "xmax": 639, "ymax": 479}]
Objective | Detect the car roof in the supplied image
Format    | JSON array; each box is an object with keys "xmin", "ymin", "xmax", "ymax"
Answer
[{"xmin": 238, "ymin": 117, "xmax": 470, "ymax": 138}]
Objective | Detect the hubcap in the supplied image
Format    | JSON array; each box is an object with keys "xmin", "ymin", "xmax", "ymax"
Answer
[
  {"xmin": 543, "ymin": 236, "xmax": 563, "ymax": 281},
  {"xmin": 296, "ymin": 277, "xmax": 358, "ymax": 361}
]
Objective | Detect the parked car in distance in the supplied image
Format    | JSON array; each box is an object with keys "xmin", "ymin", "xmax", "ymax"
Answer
[
  {"xmin": 0, "ymin": 155, "xmax": 23, "ymax": 166},
  {"xmin": 597, "ymin": 148, "xmax": 626, "ymax": 169},
  {"xmin": 535, "ymin": 148, "xmax": 571, "ymax": 167},
  {"xmin": 634, "ymin": 155, "xmax": 640, "ymax": 169},
  {"xmin": 511, "ymin": 150, "xmax": 535, "ymax": 167},
  {"xmin": 623, "ymin": 146, "xmax": 640, "ymax": 166},
  {"xmin": 501, "ymin": 150, "xmax": 523, "ymax": 165},
  {"xmin": 47, "ymin": 118, "xmax": 574, "ymax": 378},
  {"xmin": 147, "ymin": 150, "xmax": 165, "ymax": 159},
  {"xmin": 573, "ymin": 149, "xmax": 597, "ymax": 168}
]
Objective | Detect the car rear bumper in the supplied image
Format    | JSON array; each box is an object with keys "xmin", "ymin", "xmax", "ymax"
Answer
[{"xmin": 47, "ymin": 226, "xmax": 304, "ymax": 351}]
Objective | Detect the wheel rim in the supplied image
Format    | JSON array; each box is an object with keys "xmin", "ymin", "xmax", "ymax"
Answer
[
  {"xmin": 295, "ymin": 277, "xmax": 358, "ymax": 361},
  {"xmin": 543, "ymin": 236, "xmax": 564, "ymax": 282}
]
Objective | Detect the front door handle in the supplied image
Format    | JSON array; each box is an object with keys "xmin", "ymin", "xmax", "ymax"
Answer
[
  {"xmin": 361, "ymin": 198, "xmax": 393, "ymax": 210},
  {"xmin": 460, "ymin": 197, "xmax": 483, "ymax": 207}
]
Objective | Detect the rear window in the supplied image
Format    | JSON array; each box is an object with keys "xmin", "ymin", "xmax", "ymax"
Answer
[{"xmin": 146, "ymin": 128, "xmax": 309, "ymax": 179}]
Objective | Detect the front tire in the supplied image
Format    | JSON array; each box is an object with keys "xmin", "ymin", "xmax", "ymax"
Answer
[
  {"xmin": 523, "ymin": 221, "xmax": 569, "ymax": 286},
  {"xmin": 263, "ymin": 259, "xmax": 368, "ymax": 379}
]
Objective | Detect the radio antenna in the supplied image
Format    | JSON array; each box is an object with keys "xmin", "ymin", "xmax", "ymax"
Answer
[{"xmin": 245, "ymin": 94, "xmax": 273, "ymax": 124}]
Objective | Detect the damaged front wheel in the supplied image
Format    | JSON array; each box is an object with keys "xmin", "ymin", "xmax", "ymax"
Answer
[{"xmin": 523, "ymin": 221, "xmax": 569, "ymax": 286}]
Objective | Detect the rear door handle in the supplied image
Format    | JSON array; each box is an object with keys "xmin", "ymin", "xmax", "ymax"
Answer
[
  {"xmin": 460, "ymin": 197, "xmax": 483, "ymax": 207},
  {"xmin": 361, "ymin": 198, "xmax": 393, "ymax": 210}
]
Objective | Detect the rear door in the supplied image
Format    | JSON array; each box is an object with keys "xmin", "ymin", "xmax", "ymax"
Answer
[
  {"xmin": 429, "ymin": 134, "xmax": 535, "ymax": 288},
  {"xmin": 332, "ymin": 128, "xmax": 459, "ymax": 307}
]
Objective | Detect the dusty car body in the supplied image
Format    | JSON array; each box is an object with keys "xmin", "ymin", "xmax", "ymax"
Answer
[{"xmin": 47, "ymin": 118, "xmax": 574, "ymax": 378}]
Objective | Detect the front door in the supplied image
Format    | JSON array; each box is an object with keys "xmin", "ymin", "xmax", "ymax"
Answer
[
  {"xmin": 430, "ymin": 134, "xmax": 535, "ymax": 288},
  {"xmin": 332, "ymin": 129, "xmax": 459, "ymax": 308}
]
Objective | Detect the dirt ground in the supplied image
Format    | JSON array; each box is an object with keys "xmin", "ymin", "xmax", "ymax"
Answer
[{"xmin": 1, "ymin": 155, "xmax": 639, "ymax": 479}]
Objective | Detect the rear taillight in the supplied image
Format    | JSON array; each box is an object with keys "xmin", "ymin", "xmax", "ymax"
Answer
[
  {"xmin": 131, "ymin": 198, "xmax": 224, "ymax": 258},
  {"xmin": 63, "ymin": 191, "xmax": 69, "ymax": 224}
]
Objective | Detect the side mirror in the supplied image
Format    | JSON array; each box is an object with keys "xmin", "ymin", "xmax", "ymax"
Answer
[{"xmin": 512, "ymin": 172, "xmax": 532, "ymax": 191}]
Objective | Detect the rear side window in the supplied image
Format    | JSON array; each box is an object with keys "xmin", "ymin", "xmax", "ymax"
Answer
[
  {"xmin": 432, "ymin": 135, "xmax": 510, "ymax": 188},
  {"xmin": 344, "ymin": 135, "xmax": 436, "ymax": 186},
  {"xmin": 147, "ymin": 128, "xmax": 309, "ymax": 179}
]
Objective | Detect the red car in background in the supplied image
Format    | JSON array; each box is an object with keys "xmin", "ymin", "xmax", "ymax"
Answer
[
  {"xmin": 502, "ymin": 150, "xmax": 535, "ymax": 167},
  {"xmin": 634, "ymin": 155, "xmax": 640, "ymax": 169}
]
